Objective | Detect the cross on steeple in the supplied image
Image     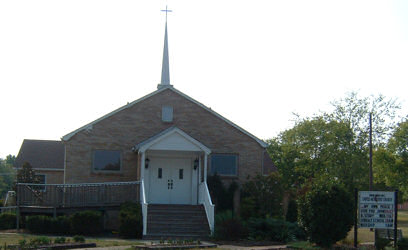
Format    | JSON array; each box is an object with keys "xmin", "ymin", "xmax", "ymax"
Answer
[
  {"xmin": 161, "ymin": 5, "xmax": 172, "ymax": 23},
  {"xmin": 158, "ymin": 6, "xmax": 173, "ymax": 89}
]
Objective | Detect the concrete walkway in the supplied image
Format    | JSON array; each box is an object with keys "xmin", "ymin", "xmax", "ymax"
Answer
[{"xmin": 74, "ymin": 242, "xmax": 288, "ymax": 250}]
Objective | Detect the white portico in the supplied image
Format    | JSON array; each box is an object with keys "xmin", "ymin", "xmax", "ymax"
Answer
[{"xmin": 135, "ymin": 127, "xmax": 211, "ymax": 205}]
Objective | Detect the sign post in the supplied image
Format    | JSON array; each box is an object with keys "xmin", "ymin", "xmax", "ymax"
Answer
[
  {"xmin": 354, "ymin": 188, "xmax": 358, "ymax": 248},
  {"xmin": 394, "ymin": 190, "xmax": 398, "ymax": 248}
]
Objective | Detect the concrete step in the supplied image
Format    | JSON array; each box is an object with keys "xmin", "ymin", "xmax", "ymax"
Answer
[
  {"xmin": 143, "ymin": 233, "xmax": 210, "ymax": 240},
  {"xmin": 146, "ymin": 204, "xmax": 210, "ymax": 239}
]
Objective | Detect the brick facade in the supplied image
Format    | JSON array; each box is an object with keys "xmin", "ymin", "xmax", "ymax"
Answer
[{"xmin": 64, "ymin": 88, "xmax": 265, "ymax": 185}]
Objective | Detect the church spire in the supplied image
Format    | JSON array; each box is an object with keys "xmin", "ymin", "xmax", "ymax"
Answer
[{"xmin": 158, "ymin": 6, "xmax": 173, "ymax": 90}]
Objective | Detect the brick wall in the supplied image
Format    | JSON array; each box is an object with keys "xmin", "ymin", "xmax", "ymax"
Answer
[
  {"xmin": 64, "ymin": 88, "xmax": 264, "ymax": 185},
  {"xmin": 36, "ymin": 170, "xmax": 64, "ymax": 184}
]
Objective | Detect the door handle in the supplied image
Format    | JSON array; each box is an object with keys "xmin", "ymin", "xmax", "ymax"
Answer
[{"xmin": 168, "ymin": 179, "xmax": 174, "ymax": 189}]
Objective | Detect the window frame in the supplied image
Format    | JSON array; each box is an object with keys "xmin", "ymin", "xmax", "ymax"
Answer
[
  {"xmin": 210, "ymin": 153, "xmax": 239, "ymax": 177},
  {"xmin": 34, "ymin": 174, "xmax": 46, "ymax": 192},
  {"xmin": 162, "ymin": 105, "xmax": 173, "ymax": 123},
  {"xmin": 92, "ymin": 149, "xmax": 123, "ymax": 173}
]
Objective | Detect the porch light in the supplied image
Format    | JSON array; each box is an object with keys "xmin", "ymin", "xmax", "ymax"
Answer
[
  {"xmin": 145, "ymin": 158, "xmax": 150, "ymax": 169},
  {"xmin": 194, "ymin": 158, "xmax": 199, "ymax": 170}
]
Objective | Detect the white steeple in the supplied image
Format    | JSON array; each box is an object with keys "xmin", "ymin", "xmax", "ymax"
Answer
[{"xmin": 157, "ymin": 6, "xmax": 173, "ymax": 90}]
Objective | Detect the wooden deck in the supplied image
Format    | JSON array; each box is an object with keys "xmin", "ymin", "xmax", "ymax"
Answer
[{"xmin": 16, "ymin": 181, "xmax": 140, "ymax": 209}]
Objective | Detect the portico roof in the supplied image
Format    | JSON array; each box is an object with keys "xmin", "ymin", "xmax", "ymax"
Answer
[{"xmin": 133, "ymin": 126, "xmax": 211, "ymax": 154}]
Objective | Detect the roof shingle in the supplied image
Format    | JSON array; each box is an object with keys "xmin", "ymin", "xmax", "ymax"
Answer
[{"xmin": 14, "ymin": 139, "xmax": 64, "ymax": 170}]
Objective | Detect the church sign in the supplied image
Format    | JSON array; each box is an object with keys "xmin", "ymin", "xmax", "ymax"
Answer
[{"xmin": 358, "ymin": 191, "xmax": 395, "ymax": 229}]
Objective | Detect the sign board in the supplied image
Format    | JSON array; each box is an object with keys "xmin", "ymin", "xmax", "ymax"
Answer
[{"xmin": 358, "ymin": 191, "xmax": 395, "ymax": 229}]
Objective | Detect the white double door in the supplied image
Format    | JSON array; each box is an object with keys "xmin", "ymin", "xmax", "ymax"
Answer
[{"xmin": 148, "ymin": 157, "xmax": 193, "ymax": 204}]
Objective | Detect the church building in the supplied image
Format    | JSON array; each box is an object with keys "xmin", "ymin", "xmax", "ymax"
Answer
[{"xmin": 15, "ymin": 14, "xmax": 274, "ymax": 238}]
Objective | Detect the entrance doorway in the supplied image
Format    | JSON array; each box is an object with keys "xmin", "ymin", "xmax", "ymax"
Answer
[{"xmin": 148, "ymin": 157, "xmax": 192, "ymax": 204}]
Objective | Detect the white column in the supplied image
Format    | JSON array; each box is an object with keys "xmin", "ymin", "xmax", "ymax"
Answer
[
  {"xmin": 140, "ymin": 152, "xmax": 145, "ymax": 181},
  {"xmin": 204, "ymin": 153, "xmax": 208, "ymax": 183},
  {"xmin": 198, "ymin": 154, "xmax": 202, "ymax": 183}
]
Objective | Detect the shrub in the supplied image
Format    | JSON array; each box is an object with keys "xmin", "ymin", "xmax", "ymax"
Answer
[
  {"xmin": 398, "ymin": 237, "xmax": 408, "ymax": 250},
  {"xmin": 214, "ymin": 210, "xmax": 247, "ymax": 240},
  {"xmin": 50, "ymin": 215, "xmax": 71, "ymax": 234},
  {"xmin": 54, "ymin": 237, "xmax": 66, "ymax": 244},
  {"xmin": 207, "ymin": 174, "xmax": 237, "ymax": 212},
  {"xmin": 73, "ymin": 235, "xmax": 85, "ymax": 243},
  {"xmin": 0, "ymin": 213, "xmax": 16, "ymax": 229},
  {"xmin": 298, "ymin": 182, "xmax": 354, "ymax": 248},
  {"xmin": 119, "ymin": 202, "xmax": 143, "ymax": 238},
  {"xmin": 285, "ymin": 199, "xmax": 298, "ymax": 223},
  {"xmin": 26, "ymin": 215, "xmax": 53, "ymax": 234},
  {"xmin": 71, "ymin": 210, "xmax": 103, "ymax": 235},
  {"xmin": 246, "ymin": 217, "xmax": 305, "ymax": 243},
  {"xmin": 241, "ymin": 173, "xmax": 284, "ymax": 219},
  {"xmin": 26, "ymin": 215, "xmax": 71, "ymax": 234},
  {"xmin": 29, "ymin": 236, "xmax": 51, "ymax": 248}
]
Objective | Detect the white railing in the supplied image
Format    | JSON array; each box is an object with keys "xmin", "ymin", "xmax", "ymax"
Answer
[
  {"xmin": 140, "ymin": 179, "xmax": 148, "ymax": 236},
  {"xmin": 199, "ymin": 182, "xmax": 215, "ymax": 234}
]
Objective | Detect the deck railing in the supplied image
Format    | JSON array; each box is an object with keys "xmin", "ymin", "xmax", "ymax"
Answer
[{"xmin": 16, "ymin": 181, "xmax": 140, "ymax": 208}]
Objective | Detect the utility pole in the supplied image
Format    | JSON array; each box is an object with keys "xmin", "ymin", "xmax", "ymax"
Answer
[{"xmin": 369, "ymin": 113, "xmax": 373, "ymax": 191}]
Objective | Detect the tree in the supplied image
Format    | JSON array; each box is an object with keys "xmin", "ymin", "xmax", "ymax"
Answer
[
  {"xmin": 298, "ymin": 181, "xmax": 354, "ymax": 248},
  {"xmin": 0, "ymin": 156, "xmax": 15, "ymax": 198},
  {"xmin": 374, "ymin": 119, "xmax": 408, "ymax": 200},
  {"xmin": 328, "ymin": 91, "xmax": 401, "ymax": 146},
  {"xmin": 268, "ymin": 116, "xmax": 367, "ymax": 193},
  {"xmin": 268, "ymin": 92, "xmax": 402, "ymax": 194},
  {"xmin": 16, "ymin": 162, "xmax": 38, "ymax": 184}
]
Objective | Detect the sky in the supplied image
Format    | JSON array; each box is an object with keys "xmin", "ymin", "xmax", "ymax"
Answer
[{"xmin": 0, "ymin": 0, "xmax": 408, "ymax": 158}]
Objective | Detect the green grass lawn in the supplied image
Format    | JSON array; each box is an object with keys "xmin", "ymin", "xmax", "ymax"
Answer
[
  {"xmin": 287, "ymin": 210, "xmax": 408, "ymax": 249},
  {"xmin": 0, "ymin": 233, "xmax": 141, "ymax": 248},
  {"xmin": 343, "ymin": 209, "xmax": 408, "ymax": 244}
]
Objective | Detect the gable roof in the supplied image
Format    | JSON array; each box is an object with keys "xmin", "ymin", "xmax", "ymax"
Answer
[
  {"xmin": 134, "ymin": 126, "xmax": 211, "ymax": 154},
  {"xmin": 62, "ymin": 86, "xmax": 267, "ymax": 148},
  {"xmin": 14, "ymin": 139, "xmax": 65, "ymax": 170}
]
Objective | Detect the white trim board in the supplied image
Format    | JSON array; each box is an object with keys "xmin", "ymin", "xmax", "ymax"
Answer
[
  {"xmin": 61, "ymin": 86, "xmax": 267, "ymax": 148},
  {"xmin": 135, "ymin": 127, "xmax": 211, "ymax": 154}
]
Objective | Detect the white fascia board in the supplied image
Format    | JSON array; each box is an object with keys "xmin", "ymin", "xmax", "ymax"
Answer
[
  {"xmin": 61, "ymin": 86, "xmax": 267, "ymax": 148},
  {"xmin": 139, "ymin": 127, "xmax": 211, "ymax": 154},
  {"xmin": 61, "ymin": 87, "xmax": 169, "ymax": 141}
]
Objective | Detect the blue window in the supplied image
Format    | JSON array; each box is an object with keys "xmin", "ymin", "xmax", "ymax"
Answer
[
  {"xmin": 210, "ymin": 154, "xmax": 238, "ymax": 176},
  {"xmin": 93, "ymin": 150, "xmax": 121, "ymax": 171}
]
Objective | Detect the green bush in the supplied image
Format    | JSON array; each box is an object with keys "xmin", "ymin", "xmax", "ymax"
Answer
[
  {"xmin": 298, "ymin": 182, "xmax": 354, "ymax": 248},
  {"xmin": 214, "ymin": 210, "xmax": 247, "ymax": 240},
  {"xmin": 26, "ymin": 215, "xmax": 53, "ymax": 234},
  {"xmin": 27, "ymin": 212, "xmax": 101, "ymax": 235},
  {"xmin": 0, "ymin": 213, "xmax": 16, "ymax": 229},
  {"xmin": 286, "ymin": 199, "xmax": 298, "ymax": 223},
  {"xmin": 29, "ymin": 236, "xmax": 51, "ymax": 248},
  {"xmin": 50, "ymin": 215, "xmax": 71, "ymax": 234},
  {"xmin": 54, "ymin": 237, "xmax": 66, "ymax": 244},
  {"xmin": 246, "ymin": 217, "xmax": 305, "ymax": 243},
  {"xmin": 119, "ymin": 201, "xmax": 143, "ymax": 238},
  {"xmin": 241, "ymin": 173, "xmax": 284, "ymax": 219},
  {"xmin": 73, "ymin": 235, "xmax": 85, "ymax": 243},
  {"xmin": 207, "ymin": 174, "xmax": 238, "ymax": 212},
  {"xmin": 398, "ymin": 237, "xmax": 408, "ymax": 250},
  {"xmin": 71, "ymin": 210, "xmax": 103, "ymax": 235}
]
